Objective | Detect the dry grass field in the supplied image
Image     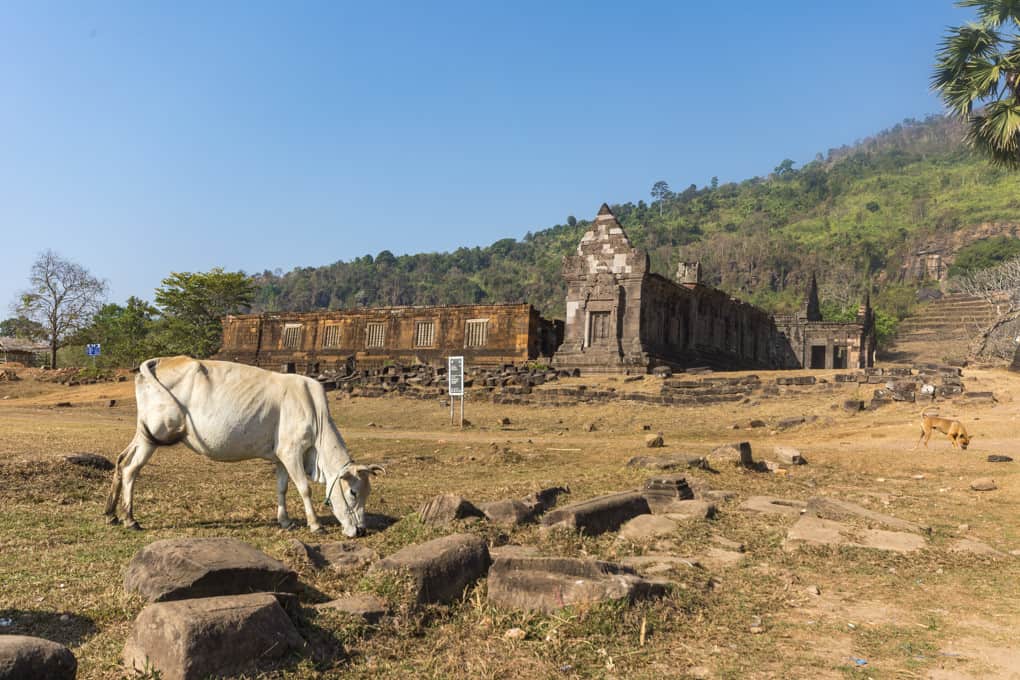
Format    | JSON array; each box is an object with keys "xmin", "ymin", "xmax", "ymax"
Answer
[{"xmin": 1, "ymin": 366, "xmax": 1019, "ymax": 679}]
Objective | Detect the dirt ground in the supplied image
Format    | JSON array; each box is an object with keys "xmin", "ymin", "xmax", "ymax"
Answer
[{"xmin": 1, "ymin": 366, "xmax": 1018, "ymax": 679}]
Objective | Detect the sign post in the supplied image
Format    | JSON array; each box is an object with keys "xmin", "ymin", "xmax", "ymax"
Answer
[
  {"xmin": 448, "ymin": 356, "xmax": 464, "ymax": 427},
  {"xmin": 86, "ymin": 343, "xmax": 101, "ymax": 368}
]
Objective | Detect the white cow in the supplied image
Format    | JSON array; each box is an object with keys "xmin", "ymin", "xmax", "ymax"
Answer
[{"xmin": 104, "ymin": 356, "xmax": 383, "ymax": 537}]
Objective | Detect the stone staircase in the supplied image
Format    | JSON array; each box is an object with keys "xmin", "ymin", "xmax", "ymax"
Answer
[{"xmin": 883, "ymin": 294, "xmax": 999, "ymax": 364}]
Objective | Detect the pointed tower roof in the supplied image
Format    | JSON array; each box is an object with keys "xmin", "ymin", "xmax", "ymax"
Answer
[
  {"xmin": 803, "ymin": 273, "xmax": 821, "ymax": 321},
  {"xmin": 568, "ymin": 203, "xmax": 648, "ymax": 276}
]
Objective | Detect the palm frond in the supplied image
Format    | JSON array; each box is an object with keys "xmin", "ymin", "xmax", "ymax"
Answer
[{"xmin": 957, "ymin": 0, "xmax": 1020, "ymax": 28}]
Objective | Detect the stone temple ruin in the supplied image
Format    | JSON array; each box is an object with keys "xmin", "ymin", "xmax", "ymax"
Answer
[{"xmin": 217, "ymin": 204, "xmax": 874, "ymax": 373}]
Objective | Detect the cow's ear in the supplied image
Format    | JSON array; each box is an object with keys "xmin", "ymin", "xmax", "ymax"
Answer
[{"xmin": 362, "ymin": 464, "xmax": 386, "ymax": 477}]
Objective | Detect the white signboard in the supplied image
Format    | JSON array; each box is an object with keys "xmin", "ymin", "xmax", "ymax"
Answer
[{"xmin": 448, "ymin": 356, "xmax": 464, "ymax": 396}]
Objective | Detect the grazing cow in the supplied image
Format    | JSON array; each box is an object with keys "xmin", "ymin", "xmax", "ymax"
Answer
[{"xmin": 104, "ymin": 356, "xmax": 383, "ymax": 536}]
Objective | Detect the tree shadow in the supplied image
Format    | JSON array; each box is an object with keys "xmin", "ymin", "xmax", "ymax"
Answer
[{"xmin": 0, "ymin": 609, "xmax": 98, "ymax": 648}]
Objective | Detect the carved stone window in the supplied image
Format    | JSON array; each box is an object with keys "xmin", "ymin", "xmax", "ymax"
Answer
[
  {"xmin": 322, "ymin": 325, "xmax": 342, "ymax": 349},
  {"xmin": 282, "ymin": 324, "xmax": 303, "ymax": 350},
  {"xmin": 366, "ymin": 322, "xmax": 386, "ymax": 349},
  {"xmin": 465, "ymin": 319, "xmax": 488, "ymax": 348},
  {"xmin": 414, "ymin": 321, "xmax": 436, "ymax": 347}
]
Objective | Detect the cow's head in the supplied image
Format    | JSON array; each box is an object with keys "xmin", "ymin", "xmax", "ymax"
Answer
[{"xmin": 328, "ymin": 464, "xmax": 385, "ymax": 537}]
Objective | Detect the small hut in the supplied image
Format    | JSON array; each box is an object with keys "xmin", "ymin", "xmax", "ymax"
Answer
[{"xmin": 0, "ymin": 337, "xmax": 49, "ymax": 366}]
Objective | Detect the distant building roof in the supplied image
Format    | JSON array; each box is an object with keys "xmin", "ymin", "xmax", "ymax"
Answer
[{"xmin": 0, "ymin": 337, "xmax": 49, "ymax": 353}]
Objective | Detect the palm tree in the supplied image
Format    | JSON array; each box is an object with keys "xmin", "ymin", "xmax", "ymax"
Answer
[{"xmin": 932, "ymin": 0, "xmax": 1020, "ymax": 168}]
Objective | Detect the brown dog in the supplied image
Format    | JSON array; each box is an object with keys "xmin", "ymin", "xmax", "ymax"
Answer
[{"xmin": 915, "ymin": 407, "xmax": 971, "ymax": 450}]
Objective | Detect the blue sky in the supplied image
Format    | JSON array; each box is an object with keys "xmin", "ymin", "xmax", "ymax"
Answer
[{"xmin": 2, "ymin": 1, "xmax": 972, "ymax": 305}]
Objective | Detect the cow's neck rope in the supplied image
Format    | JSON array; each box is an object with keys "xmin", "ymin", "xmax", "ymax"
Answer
[{"xmin": 324, "ymin": 463, "xmax": 354, "ymax": 517}]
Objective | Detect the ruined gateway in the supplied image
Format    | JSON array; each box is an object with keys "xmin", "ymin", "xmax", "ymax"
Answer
[{"xmin": 217, "ymin": 204, "xmax": 874, "ymax": 373}]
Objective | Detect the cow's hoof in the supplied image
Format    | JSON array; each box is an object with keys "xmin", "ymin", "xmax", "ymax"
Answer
[
  {"xmin": 125, "ymin": 521, "xmax": 143, "ymax": 531},
  {"xmin": 278, "ymin": 519, "xmax": 294, "ymax": 531},
  {"xmin": 308, "ymin": 524, "xmax": 323, "ymax": 534},
  {"xmin": 105, "ymin": 515, "xmax": 121, "ymax": 526}
]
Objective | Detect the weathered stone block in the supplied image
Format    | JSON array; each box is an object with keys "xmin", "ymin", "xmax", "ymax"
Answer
[
  {"xmin": 540, "ymin": 492, "xmax": 651, "ymax": 535},
  {"xmin": 776, "ymin": 416, "xmax": 806, "ymax": 430},
  {"xmin": 124, "ymin": 538, "xmax": 298, "ymax": 603},
  {"xmin": 628, "ymin": 454, "xmax": 708, "ymax": 470},
  {"xmin": 785, "ymin": 516, "xmax": 925, "ymax": 553},
  {"xmin": 644, "ymin": 433, "xmax": 665, "ymax": 448},
  {"xmin": 371, "ymin": 533, "xmax": 490, "ymax": 604},
  {"xmin": 660, "ymin": 499, "xmax": 716, "ymax": 520},
  {"xmin": 487, "ymin": 556, "xmax": 670, "ymax": 613},
  {"xmin": 738, "ymin": 496, "xmax": 806, "ymax": 516},
  {"xmin": 315, "ymin": 593, "xmax": 388, "ymax": 623},
  {"xmin": 480, "ymin": 499, "xmax": 535, "ymax": 527},
  {"xmin": 805, "ymin": 496, "xmax": 929, "ymax": 534},
  {"xmin": 970, "ymin": 478, "xmax": 997, "ymax": 491},
  {"xmin": 618, "ymin": 514, "xmax": 679, "ymax": 541},
  {"xmin": 0, "ymin": 636, "xmax": 76, "ymax": 680},
  {"xmin": 774, "ymin": 446, "xmax": 806, "ymax": 466},
  {"xmin": 417, "ymin": 494, "xmax": 485, "ymax": 526},
  {"xmin": 63, "ymin": 452, "xmax": 114, "ymax": 470},
  {"xmin": 122, "ymin": 593, "xmax": 304, "ymax": 680}
]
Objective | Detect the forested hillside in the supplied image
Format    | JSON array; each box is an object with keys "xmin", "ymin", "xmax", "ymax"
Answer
[{"xmin": 252, "ymin": 115, "xmax": 1020, "ymax": 320}]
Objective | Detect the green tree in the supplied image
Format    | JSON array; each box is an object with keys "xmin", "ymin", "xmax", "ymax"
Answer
[
  {"xmin": 932, "ymin": 0, "xmax": 1020, "ymax": 167},
  {"xmin": 15, "ymin": 250, "xmax": 108, "ymax": 367},
  {"xmin": 0, "ymin": 316, "xmax": 47, "ymax": 341},
  {"xmin": 84, "ymin": 297, "xmax": 163, "ymax": 368},
  {"xmin": 650, "ymin": 180, "xmax": 672, "ymax": 215},
  {"xmin": 154, "ymin": 269, "xmax": 254, "ymax": 358}
]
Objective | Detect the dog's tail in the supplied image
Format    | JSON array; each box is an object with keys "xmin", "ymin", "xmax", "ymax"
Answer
[{"xmin": 919, "ymin": 406, "xmax": 939, "ymax": 419}]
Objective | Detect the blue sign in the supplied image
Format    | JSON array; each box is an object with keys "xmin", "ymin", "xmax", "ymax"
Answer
[{"xmin": 86, "ymin": 344, "xmax": 101, "ymax": 357}]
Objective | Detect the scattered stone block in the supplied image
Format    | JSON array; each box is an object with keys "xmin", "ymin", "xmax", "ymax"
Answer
[
  {"xmin": 738, "ymin": 496, "xmax": 806, "ymax": 517},
  {"xmin": 843, "ymin": 400, "xmax": 864, "ymax": 412},
  {"xmin": 776, "ymin": 416, "xmax": 806, "ymax": 430},
  {"xmin": 970, "ymin": 478, "xmax": 997, "ymax": 492},
  {"xmin": 540, "ymin": 492, "xmax": 651, "ymax": 535},
  {"xmin": 964, "ymin": 391, "xmax": 996, "ymax": 404},
  {"xmin": 785, "ymin": 516, "xmax": 925, "ymax": 553},
  {"xmin": 774, "ymin": 446, "xmax": 806, "ymax": 466},
  {"xmin": 582, "ymin": 422, "xmax": 597, "ymax": 432},
  {"xmin": 662, "ymin": 500, "xmax": 716, "ymax": 520},
  {"xmin": 123, "ymin": 593, "xmax": 304, "ymax": 680},
  {"xmin": 371, "ymin": 533, "xmax": 490, "ymax": 605},
  {"xmin": 480, "ymin": 499, "xmax": 534, "ymax": 527},
  {"xmin": 987, "ymin": 455, "xmax": 1013, "ymax": 463},
  {"xmin": 487, "ymin": 556, "xmax": 670, "ymax": 613},
  {"xmin": 124, "ymin": 538, "xmax": 298, "ymax": 603},
  {"xmin": 805, "ymin": 496, "xmax": 929, "ymax": 534},
  {"xmin": 418, "ymin": 494, "xmax": 485, "ymax": 526},
  {"xmin": 618, "ymin": 514, "xmax": 678, "ymax": 541},
  {"xmin": 644, "ymin": 433, "xmax": 665, "ymax": 448},
  {"xmin": 284, "ymin": 540, "xmax": 376, "ymax": 574},
  {"xmin": 641, "ymin": 474, "xmax": 694, "ymax": 512},
  {"xmin": 712, "ymin": 442, "xmax": 753, "ymax": 466},
  {"xmin": 488, "ymin": 544, "xmax": 541, "ymax": 560},
  {"xmin": 315, "ymin": 593, "xmax": 388, "ymax": 623},
  {"xmin": 697, "ymin": 547, "xmax": 745, "ymax": 570},
  {"xmin": 627, "ymin": 454, "xmax": 708, "ymax": 470},
  {"xmin": 0, "ymin": 635, "xmax": 77, "ymax": 680},
  {"xmin": 651, "ymin": 366, "xmax": 672, "ymax": 377},
  {"xmin": 702, "ymin": 489, "xmax": 738, "ymax": 502},
  {"xmin": 63, "ymin": 452, "xmax": 114, "ymax": 470}
]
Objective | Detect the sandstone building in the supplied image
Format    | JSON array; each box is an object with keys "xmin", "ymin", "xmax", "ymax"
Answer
[
  {"xmin": 216, "ymin": 204, "xmax": 874, "ymax": 374},
  {"xmin": 217, "ymin": 304, "xmax": 562, "ymax": 374},
  {"xmin": 551, "ymin": 205, "xmax": 874, "ymax": 372}
]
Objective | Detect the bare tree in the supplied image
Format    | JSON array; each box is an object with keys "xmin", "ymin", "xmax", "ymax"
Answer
[
  {"xmin": 954, "ymin": 255, "xmax": 1020, "ymax": 360},
  {"xmin": 15, "ymin": 250, "xmax": 108, "ymax": 368},
  {"xmin": 955, "ymin": 255, "xmax": 1020, "ymax": 316}
]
